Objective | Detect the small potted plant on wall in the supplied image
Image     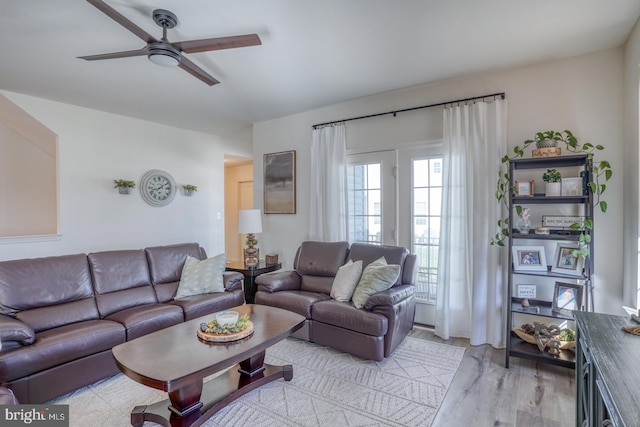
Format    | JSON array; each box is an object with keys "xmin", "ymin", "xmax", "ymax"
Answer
[
  {"xmin": 542, "ymin": 169, "xmax": 561, "ymax": 196},
  {"xmin": 113, "ymin": 179, "xmax": 135, "ymax": 195},
  {"xmin": 182, "ymin": 184, "xmax": 198, "ymax": 196}
]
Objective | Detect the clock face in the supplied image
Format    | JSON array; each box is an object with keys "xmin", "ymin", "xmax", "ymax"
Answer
[{"xmin": 140, "ymin": 170, "xmax": 176, "ymax": 207}]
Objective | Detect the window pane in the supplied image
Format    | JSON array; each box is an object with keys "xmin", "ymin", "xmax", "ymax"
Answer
[
  {"xmin": 429, "ymin": 187, "xmax": 442, "ymax": 216},
  {"xmin": 347, "ymin": 162, "xmax": 382, "ymax": 246},
  {"xmin": 368, "ymin": 164, "xmax": 381, "ymax": 189},
  {"xmin": 412, "ymin": 156, "xmax": 443, "ymax": 304},
  {"xmin": 413, "ymin": 159, "xmax": 429, "ymax": 187},
  {"xmin": 430, "ymin": 159, "xmax": 443, "ymax": 187}
]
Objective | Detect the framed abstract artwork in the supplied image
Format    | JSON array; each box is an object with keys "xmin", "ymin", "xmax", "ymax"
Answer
[{"xmin": 264, "ymin": 150, "xmax": 296, "ymax": 214}]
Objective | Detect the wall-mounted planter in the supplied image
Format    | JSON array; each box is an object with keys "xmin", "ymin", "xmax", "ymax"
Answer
[
  {"xmin": 182, "ymin": 185, "xmax": 197, "ymax": 197},
  {"xmin": 114, "ymin": 179, "xmax": 135, "ymax": 195}
]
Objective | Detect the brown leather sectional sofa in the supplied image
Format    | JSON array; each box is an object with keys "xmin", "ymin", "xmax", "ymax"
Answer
[
  {"xmin": 0, "ymin": 242, "xmax": 244, "ymax": 404},
  {"xmin": 255, "ymin": 241, "xmax": 417, "ymax": 361}
]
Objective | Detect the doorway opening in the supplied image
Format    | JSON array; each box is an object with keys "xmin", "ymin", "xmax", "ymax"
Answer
[{"xmin": 224, "ymin": 155, "xmax": 254, "ymax": 264}]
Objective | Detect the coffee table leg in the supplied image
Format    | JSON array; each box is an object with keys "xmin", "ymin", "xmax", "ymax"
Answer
[
  {"xmin": 167, "ymin": 381, "xmax": 204, "ymax": 426},
  {"xmin": 238, "ymin": 350, "xmax": 266, "ymax": 376}
]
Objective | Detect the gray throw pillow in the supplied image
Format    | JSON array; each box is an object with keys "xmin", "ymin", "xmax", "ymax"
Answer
[
  {"xmin": 351, "ymin": 256, "xmax": 400, "ymax": 309},
  {"xmin": 176, "ymin": 253, "xmax": 226, "ymax": 298},
  {"xmin": 330, "ymin": 259, "xmax": 363, "ymax": 302}
]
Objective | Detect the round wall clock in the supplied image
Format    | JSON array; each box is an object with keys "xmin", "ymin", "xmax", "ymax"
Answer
[{"xmin": 140, "ymin": 169, "xmax": 176, "ymax": 207}]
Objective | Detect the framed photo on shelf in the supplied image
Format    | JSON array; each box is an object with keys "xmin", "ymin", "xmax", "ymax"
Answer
[
  {"xmin": 512, "ymin": 246, "xmax": 547, "ymax": 272},
  {"xmin": 552, "ymin": 281, "xmax": 583, "ymax": 315},
  {"xmin": 551, "ymin": 243, "xmax": 584, "ymax": 276},
  {"xmin": 515, "ymin": 180, "xmax": 534, "ymax": 197}
]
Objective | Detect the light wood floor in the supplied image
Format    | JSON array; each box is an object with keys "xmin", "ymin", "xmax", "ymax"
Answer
[{"xmin": 408, "ymin": 326, "xmax": 575, "ymax": 427}]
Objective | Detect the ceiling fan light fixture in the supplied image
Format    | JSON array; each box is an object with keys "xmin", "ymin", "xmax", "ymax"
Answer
[{"xmin": 147, "ymin": 41, "xmax": 181, "ymax": 66}]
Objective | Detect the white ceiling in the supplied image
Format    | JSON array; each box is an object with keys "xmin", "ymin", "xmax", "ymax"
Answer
[{"xmin": 2, "ymin": 1, "xmax": 639, "ymax": 141}]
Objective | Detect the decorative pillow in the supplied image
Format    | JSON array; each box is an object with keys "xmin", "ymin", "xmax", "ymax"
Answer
[
  {"xmin": 176, "ymin": 253, "xmax": 226, "ymax": 298},
  {"xmin": 330, "ymin": 259, "xmax": 363, "ymax": 302},
  {"xmin": 351, "ymin": 257, "xmax": 400, "ymax": 309}
]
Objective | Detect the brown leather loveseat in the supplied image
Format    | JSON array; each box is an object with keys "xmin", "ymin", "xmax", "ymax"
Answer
[
  {"xmin": 255, "ymin": 241, "xmax": 417, "ymax": 361},
  {"xmin": 0, "ymin": 242, "xmax": 244, "ymax": 403}
]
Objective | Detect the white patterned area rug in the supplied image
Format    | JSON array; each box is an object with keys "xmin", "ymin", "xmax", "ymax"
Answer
[{"xmin": 51, "ymin": 336, "xmax": 465, "ymax": 426}]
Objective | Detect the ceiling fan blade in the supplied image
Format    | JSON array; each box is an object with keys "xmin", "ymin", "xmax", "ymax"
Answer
[
  {"xmin": 86, "ymin": 0, "xmax": 157, "ymax": 43},
  {"xmin": 78, "ymin": 48, "xmax": 148, "ymax": 61},
  {"xmin": 178, "ymin": 56, "xmax": 220, "ymax": 86},
  {"xmin": 174, "ymin": 34, "xmax": 261, "ymax": 54}
]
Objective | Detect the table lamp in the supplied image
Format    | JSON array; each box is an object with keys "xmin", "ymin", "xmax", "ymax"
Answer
[{"xmin": 238, "ymin": 209, "xmax": 262, "ymax": 266}]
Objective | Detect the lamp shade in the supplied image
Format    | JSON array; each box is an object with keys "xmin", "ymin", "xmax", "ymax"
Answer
[{"xmin": 238, "ymin": 209, "xmax": 262, "ymax": 234}]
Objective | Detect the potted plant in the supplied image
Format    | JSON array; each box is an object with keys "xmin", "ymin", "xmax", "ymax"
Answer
[
  {"xmin": 182, "ymin": 184, "xmax": 198, "ymax": 196},
  {"xmin": 532, "ymin": 130, "xmax": 560, "ymax": 149},
  {"xmin": 542, "ymin": 169, "xmax": 561, "ymax": 196},
  {"xmin": 113, "ymin": 179, "xmax": 135, "ymax": 195}
]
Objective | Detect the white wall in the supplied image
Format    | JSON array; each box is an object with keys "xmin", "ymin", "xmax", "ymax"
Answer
[
  {"xmin": 0, "ymin": 91, "xmax": 251, "ymax": 261},
  {"xmin": 254, "ymin": 47, "xmax": 625, "ymax": 315},
  {"xmin": 623, "ymin": 18, "xmax": 640, "ymax": 309}
]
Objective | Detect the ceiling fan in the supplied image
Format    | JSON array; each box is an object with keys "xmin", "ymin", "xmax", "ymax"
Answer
[{"xmin": 78, "ymin": 0, "xmax": 261, "ymax": 86}]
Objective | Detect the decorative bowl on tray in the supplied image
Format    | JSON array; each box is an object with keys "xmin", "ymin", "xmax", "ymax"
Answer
[
  {"xmin": 197, "ymin": 312, "xmax": 254, "ymax": 342},
  {"xmin": 513, "ymin": 327, "xmax": 575, "ymax": 350}
]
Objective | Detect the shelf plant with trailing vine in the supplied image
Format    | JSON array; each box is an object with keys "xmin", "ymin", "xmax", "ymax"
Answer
[{"xmin": 490, "ymin": 130, "xmax": 612, "ymax": 261}]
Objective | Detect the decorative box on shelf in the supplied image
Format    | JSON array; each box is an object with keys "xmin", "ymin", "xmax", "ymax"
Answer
[{"xmin": 532, "ymin": 147, "xmax": 561, "ymax": 157}]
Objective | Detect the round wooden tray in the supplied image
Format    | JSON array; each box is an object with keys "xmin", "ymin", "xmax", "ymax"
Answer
[
  {"xmin": 513, "ymin": 327, "xmax": 575, "ymax": 349},
  {"xmin": 197, "ymin": 321, "xmax": 254, "ymax": 343}
]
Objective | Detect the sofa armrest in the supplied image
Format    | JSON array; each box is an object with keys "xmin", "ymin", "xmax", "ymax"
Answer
[
  {"xmin": 0, "ymin": 314, "xmax": 35, "ymax": 345},
  {"xmin": 255, "ymin": 271, "xmax": 302, "ymax": 293},
  {"xmin": 364, "ymin": 284, "xmax": 415, "ymax": 310},
  {"xmin": 223, "ymin": 271, "xmax": 243, "ymax": 292}
]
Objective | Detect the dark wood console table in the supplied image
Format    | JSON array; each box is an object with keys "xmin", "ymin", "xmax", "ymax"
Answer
[
  {"xmin": 226, "ymin": 261, "xmax": 281, "ymax": 304},
  {"xmin": 574, "ymin": 311, "xmax": 640, "ymax": 426}
]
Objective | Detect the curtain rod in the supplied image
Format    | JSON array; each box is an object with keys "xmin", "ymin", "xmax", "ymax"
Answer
[{"xmin": 311, "ymin": 91, "xmax": 505, "ymax": 129}]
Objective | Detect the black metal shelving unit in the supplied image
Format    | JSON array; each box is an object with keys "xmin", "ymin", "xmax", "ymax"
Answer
[{"xmin": 505, "ymin": 154, "xmax": 593, "ymax": 369}]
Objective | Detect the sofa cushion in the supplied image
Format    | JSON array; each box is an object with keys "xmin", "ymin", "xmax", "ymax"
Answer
[
  {"xmin": 312, "ymin": 300, "xmax": 388, "ymax": 336},
  {"xmin": 254, "ymin": 291, "xmax": 330, "ymax": 319},
  {"xmin": 0, "ymin": 319, "xmax": 125, "ymax": 382},
  {"xmin": 176, "ymin": 253, "xmax": 226, "ymax": 298},
  {"xmin": 0, "ymin": 254, "xmax": 98, "ymax": 327},
  {"xmin": 145, "ymin": 243, "xmax": 206, "ymax": 302},
  {"xmin": 351, "ymin": 257, "xmax": 400, "ymax": 309},
  {"xmin": 88, "ymin": 250, "xmax": 157, "ymax": 317},
  {"xmin": 105, "ymin": 304, "xmax": 183, "ymax": 341},
  {"xmin": 330, "ymin": 260, "xmax": 363, "ymax": 302},
  {"xmin": 296, "ymin": 241, "xmax": 349, "ymax": 277},
  {"xmin": 146, "ymin": 243, "xmax": 205, "ymax": 284}
]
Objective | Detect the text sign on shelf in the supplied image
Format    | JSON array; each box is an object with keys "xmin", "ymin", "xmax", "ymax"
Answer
[
  {"xmin": 517, "ymin": 284, "xmax": 536, "ymax": 298},
  {"xmin": 542, "ymin": 215, "xmax": 585, "ymax": 228}
]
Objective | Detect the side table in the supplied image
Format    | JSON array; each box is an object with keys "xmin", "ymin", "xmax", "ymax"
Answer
[{"xmin": 225, "ymin": 261, "xmax": 282, "ymax": 304}]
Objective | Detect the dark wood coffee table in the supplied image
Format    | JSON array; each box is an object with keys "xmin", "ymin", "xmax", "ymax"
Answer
[{"xmin": 112, "ymin": 304, "xmax": 305, "ymax": 427}]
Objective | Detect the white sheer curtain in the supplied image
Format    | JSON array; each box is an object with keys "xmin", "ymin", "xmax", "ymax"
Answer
[
  {"xmin": 436, "ymin": 99, "xmax": 507, "ymax": 347},
  {"xmin": 310, "ymin": 123, "xmax": 347, "ymax": 241}
]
